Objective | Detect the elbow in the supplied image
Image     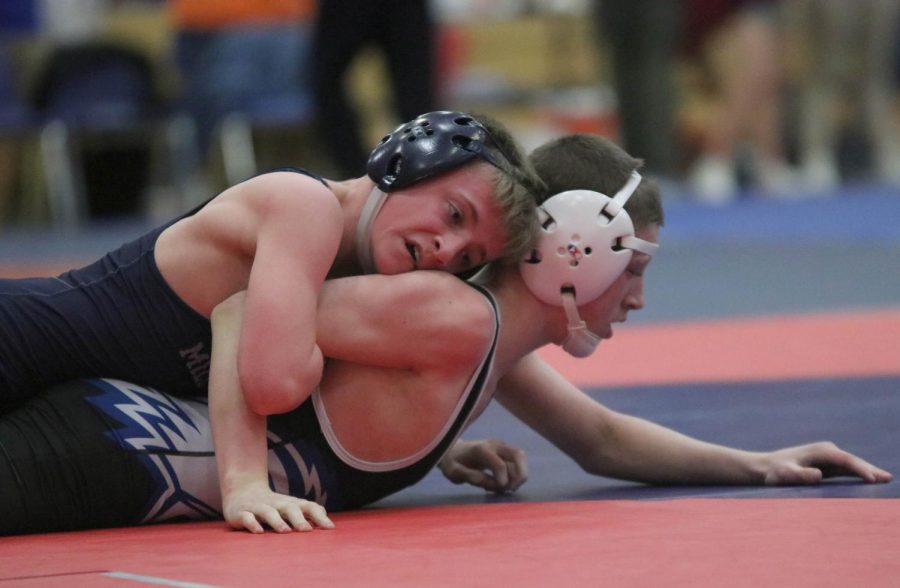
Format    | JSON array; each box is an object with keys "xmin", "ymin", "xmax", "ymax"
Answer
[
  {"xmin": 572, "ymin": 428, "xmax": 616, "ymax": 477},
  {"xmin": 239, "ymin": 349, "xmax": 324, "ymax": 415},
  {"xmin": 574, "ymin": 451, "xmax": 606, "ymax": 477}
]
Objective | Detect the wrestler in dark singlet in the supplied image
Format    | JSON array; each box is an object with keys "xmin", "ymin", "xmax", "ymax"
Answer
[
  {"xmin": 0, "ymin": 169, "xmax": 327, "ymax": 413},
  {"xmin": 0, "ymin": 286, "xmax": 499, "ymax": 535}
]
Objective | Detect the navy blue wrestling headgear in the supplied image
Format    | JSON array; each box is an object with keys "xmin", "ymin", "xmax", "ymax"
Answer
[
  {"xmin": 356, "ymin": 111, "xmax": 522, "ymax": 274},
  {"xmin": 366, "ymin": 111, "xmax": 512, "ymax": 192}
]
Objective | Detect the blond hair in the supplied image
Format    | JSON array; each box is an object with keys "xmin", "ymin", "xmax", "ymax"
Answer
[{"xmin": 476, "ymin": 114, "xmax": 546, "ymax": 261}]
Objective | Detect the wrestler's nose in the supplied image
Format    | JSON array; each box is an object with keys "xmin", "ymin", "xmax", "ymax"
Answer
[{"xmin": 433, "ymin": 233, "xmax": 466, "ymax": 268}]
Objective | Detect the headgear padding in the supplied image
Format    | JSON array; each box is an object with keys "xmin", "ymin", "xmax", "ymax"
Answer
[{"xmin": 366, "ymin": 111, "xmax": 510, "ymax": 192}]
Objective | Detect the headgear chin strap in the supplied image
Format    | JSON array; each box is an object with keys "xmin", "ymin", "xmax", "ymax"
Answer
[
  {"xmin": 519, "ymin": 171, "xmax": 659, "ymax": 358},
  {"xmin": 355, "ymin": 186, "xmax": 388, "ymax": 274},
  {"xmin": 560, "ymin": 290, "xmax": 602, "ymax": 357}
]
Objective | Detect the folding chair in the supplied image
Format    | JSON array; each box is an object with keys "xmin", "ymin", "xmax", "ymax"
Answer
[{"xmin": 31, "ymin": 41, "xmax": 161, "ymax": 225}]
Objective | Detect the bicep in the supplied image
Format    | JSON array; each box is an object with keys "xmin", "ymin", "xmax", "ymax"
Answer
[
  {"xmin": 237, "ymin": 182, "xmax": 342, "ymax": 387},
  {"xmin": 315, "ymin": 272, "xmax": 492, "ymax": 371}
]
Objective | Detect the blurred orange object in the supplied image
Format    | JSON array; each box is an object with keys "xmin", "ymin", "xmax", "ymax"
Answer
[{"xmin": 169, "ymin": 0, "xmax": 315, "ymax": 29}]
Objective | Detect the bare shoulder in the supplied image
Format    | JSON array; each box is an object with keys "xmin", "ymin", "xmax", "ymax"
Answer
[
  {"xmin": 169, "ymin": 171, "xmax": 340, "ymax": 252},
  {"xmin": 205, "ymin": 172, "xmax": 343, "ymax": 261},
  {"xmin": 177, "ymin": 171, "xmax": 339, "ymax": 235},
  {"xmin": 231, "ymin": 171, "xmax": 340, "ymax": 220}
]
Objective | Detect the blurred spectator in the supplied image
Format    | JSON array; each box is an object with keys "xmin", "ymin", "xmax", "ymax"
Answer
[
  {"xmin": 12, "ymin": 1, "xmax": 164, "ymax": 222},
  {"xmin": 311, "ymin": 0, "xmax": 435, "ymax": 178},
  {"xmin": 788, "ymin": 0, "xmax": 900, "ymax": 190},
  {"xmin": 0, "ymin": 0, "xmax": 38, "ymax": 225},
  {"xmin": 169, "ymin": 0, "xmax": 316, "ymax": 158},
  {"xmin": 36, "ymin": 0, "xmax": 110, "ymax": 43},
  {"xmin": 593, "ymin": 0, "xmax": 682, "ymax": 179},
  {"xmin": 683, "ymin": 0, "xmax": 794, "ymax": 203}
]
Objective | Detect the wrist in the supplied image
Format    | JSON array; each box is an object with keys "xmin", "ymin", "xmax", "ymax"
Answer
[
  {"xmin": 743, "ymin": 451, "xmax": 770, "ymax": 485},
  {"xmin": 221, "ymin": 471, "xmax": 269, "ymax": 496}
]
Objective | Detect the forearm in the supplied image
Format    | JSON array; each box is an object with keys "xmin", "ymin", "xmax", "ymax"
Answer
[
  {"xmin": 501, "ymin": 356, "xmax": 889, "ymax": 488},
  {"xmin": 210, "ymin": 382, "xmax": 269, "ymax": 497},
  {"xmin": 210, "ymin": 305, "xmax": 270, "ymax": 497},
  {"xmin": 208, "ymin": 293, "xmax": 337, "ymax": 532},
  {"xmin": 499, "ymin": 355, "xmax": 767, "ymax": 486},
  {"xmin": 584, "ymin": 411, "xmax": 766, "ymax": 486}
]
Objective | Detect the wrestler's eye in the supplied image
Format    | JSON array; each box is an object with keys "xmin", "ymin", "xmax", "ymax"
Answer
[
  {"xmin": 448, "ymin": 202, "xmax": 464, "ymax": 226},
  {"xmin": 626, "ymin": 262, "xmax": 645, "ymax": 278}
]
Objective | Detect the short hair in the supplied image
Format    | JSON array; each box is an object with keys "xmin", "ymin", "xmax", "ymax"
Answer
[
  {"xmin": 529, "ymin": 134, "xmax": 664, "ymax": 229},
  {"xmin": 475, "ymin": 114, "xmax": 546, "ymax": 261}
]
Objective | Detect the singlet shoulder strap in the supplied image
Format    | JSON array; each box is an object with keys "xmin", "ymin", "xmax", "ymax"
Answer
[
  {"xmin": 269, "ymin": 166, "xmax": 330, "ymax": 190},
  {"xmin": 467, "ymin": 282, "xmax": 500, "ymax": 332}
]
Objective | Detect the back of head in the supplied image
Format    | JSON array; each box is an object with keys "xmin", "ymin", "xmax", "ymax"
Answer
[
  {"xmin": 365, "ymin": 110, "xmax": 544, "ymax": 262},
  {"xmin": 529, "ymin": 134, "xmax": 664, "ymax": 229}
]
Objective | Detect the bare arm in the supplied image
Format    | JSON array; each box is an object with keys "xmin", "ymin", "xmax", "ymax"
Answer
[
  {"xmin": 315, "ymin": 271, "xmax": 493, "ymax": 372},
  {"xmin": 210, "ymin": 293, "xmax": 333, "ymax": 533},
  {"xmin": 209, "ymin": 273, "xmax": 490, "ymax": 531},
  {"xmin": 236, "ymin": 174, "xmax": 343, "ymax": 415},
  {"xmin": 492, "ymin": 353, "xmax": 892, "ymax": 486}
]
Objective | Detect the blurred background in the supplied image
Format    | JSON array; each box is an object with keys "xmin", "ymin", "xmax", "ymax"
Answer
[
  {"xmin": 1, "ymin": 0, "xmax": 898, "ymax": 223},
  {"xmin": 0, "ymin": 1, "xmax": 898, "ymax": 311}
]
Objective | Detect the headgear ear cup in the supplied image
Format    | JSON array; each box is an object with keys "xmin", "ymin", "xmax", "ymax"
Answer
[
  {"xmin": 520, "ymin": 189, "xmax": 635, "ymax": 306},
  {"xmin": 519, "ymin": 173, "xmax": 659, "ymax": 357}
]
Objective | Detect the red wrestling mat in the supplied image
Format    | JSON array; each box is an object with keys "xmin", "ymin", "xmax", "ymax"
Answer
[
  {"xmin": 1, "ymin": 500, "xmax": 898, "ymax": 587},
  {"xmin": 541, "ymin": 308, "xmax": 900, "ymax": 388},
  {"xmin": 0, "ymin": 264, "xmax": 75, "ymax": 279}
]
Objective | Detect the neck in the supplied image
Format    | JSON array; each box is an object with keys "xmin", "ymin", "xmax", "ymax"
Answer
[
  {"xmin": 484, "ymin": 268, "xmax": 567, "ymax": 373},
  {"xmin": 327, "ymin": 176, "xmax": 375, "ymax": 278}
]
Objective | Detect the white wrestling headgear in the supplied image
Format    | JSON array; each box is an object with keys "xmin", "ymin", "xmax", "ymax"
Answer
[{"xmin": 519, "ymin": 171, "xmax": 659, "ymax": 357}]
